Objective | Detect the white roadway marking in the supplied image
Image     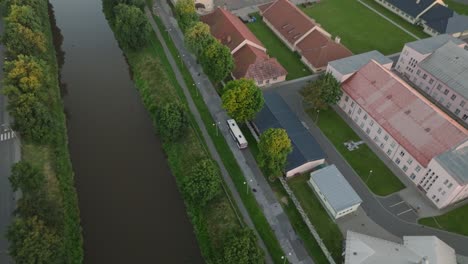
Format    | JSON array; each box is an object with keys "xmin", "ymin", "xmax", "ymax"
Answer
[
  {"xmin": 389, "ymin": 201, "xmax": 405, "ymax": 207},
  {"xmin": 397, "ymin": 208, "xmax": 413, "ymax": 216}
]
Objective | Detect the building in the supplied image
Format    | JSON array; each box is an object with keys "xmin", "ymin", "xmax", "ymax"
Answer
[
  {"xmin": 374, "ymin": 0, "xmax": 468, "ymax": 37},
  {"xmin": 344, "ymin": 231, "xmax": 457, "ymax": 264},
  {"xmin": 258, "ymin": 0, "xmax": 352, "ymax": 72},
  {"xmin": 331, "ymin": 57, "xmax": 468, "ymax": 208},
  {"xmin": 252, "ymin": 92, "xmax": 326, "ymax": 177},
  {"xmin": 395, "ymin": 35, "xmax": 468, "ymax": 124},
  {"xmin": 307, "ymin": 165, "xmax": 362, "ymax": 219},
  {"xmin": 201, "ymin": 8, "xmax": 287, "ymax": 86},
  {"xmin": 327, "ymin": 50, "xmax": 393, "ymax": 82}
]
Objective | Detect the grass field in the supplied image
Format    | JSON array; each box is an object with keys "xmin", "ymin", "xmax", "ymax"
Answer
[
  {"xmin": 310, "ymin": 108, "xmax": 404, "ymax": 196},
  {"xmin": 445, "ymin": 0, "xmax": 468, "ymax": 15},
  {"xmin": 419, "ymin": 204, "xmax": 468, "ymax": 236},
  {"xmin": 241, "ymin": 126, "xmax": 339, "ymax": 264},
  {"xmin": 247, "ymin": 14, "xmax": 312, "ymax": 80},
  {"xmin": 300, "ymin": 0, "xmax": 416, "ymax": 54}
]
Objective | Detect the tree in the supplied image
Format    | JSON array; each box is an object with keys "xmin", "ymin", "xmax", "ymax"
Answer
[
  {"xmin": 113, "ymin": 4, "xmax": 150, "ymax": 50},
  {"xmin": 257, "ymin": 128, "xmax": 292, "ymax": 177},
  {"xmin": 184, "ymin": 22, "xmax": 213, "ymax": 57},
  {"xmin": 301, "ymin": 72, "xmax": 342, "ymax": 110},
  {"xmin": 222, "ymin": 228, "xmax": 264, "ymax": 264},
  {"xmin": 221, "ymin": 79, "xmax": 264, "ymax": 123},
  {"xmin": 201, "ymin": 41, "xmax": 234, "ymax": 83},
  {"xmin": 110, "ymin": 0, "xmax": 145, "ymax": 9},
  {"xmin": 6, "ymin": 5, "xmax": 42, "ymax": 31},
  {"xmin": 155, "ymin": 102, "xmax": 189, "ymax": 142},
  {"xmin": 7, "ymin": 216, "xmax": 61, "ymax": 264},
  {"xmin": 182, "ymin": 159, "xmax": 221, "ymax": 207},
  {"xmin": 3, "ymin": 54, "xmax": 47, "ymax": 93},
  {"xmin": 9, "ymin": 161, "xmax": 45, "ymax": 194},
  {"xmin": 175, "ymin": 0, "xmax": 198, "ymax": 32},
  {"xmin": 2, "ymin": 22, "xmax": 46, "ymax": 56}
]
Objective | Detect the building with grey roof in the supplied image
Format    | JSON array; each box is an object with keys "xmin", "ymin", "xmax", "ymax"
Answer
[
  {"xmin": 252, "ymin": 92, "xmax": 326, "ymax": 177},
  {"xmin": 405, "ymin": 34, "xmax": 465, "ymax": 55},
  {"xmin": 307, "ymin": 165, "xmax": 361, "ymax": 219},
  {"xmin": 374, "ymin": 0, "xmax": 440, "ymax": 24},
  {"xmin": 327, "ymin": 50, "xmax": 393, "ymax": 82},
  {"xmin": 344, "ymin": 231, "xmax": 457, "ymax": 264},
  {"xmin": 419, "ymin": 3, "xmax": 468, "ymax": 37}
]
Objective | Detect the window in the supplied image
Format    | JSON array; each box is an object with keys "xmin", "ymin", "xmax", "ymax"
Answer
[
  {"xmin": 403, "ymin": 165, "xmax": 408, "ymax": 172},
  {"xmin": 442, "ymin": 191, "xmax": 446, "ymax": 195},
  {"xmin": 436, "ymin": 199, "xmax": 440, "ymax": 203},
  {"xmin": 360, "ymin": 122, "xmax": 365, "ymax": 128},
  {"xmin": 446, "ymin": 102, "xmax": 452, "ymax": 108},
  {"xmin": 370, "ymin": 120, "xmax": 374, "ymax": 126},
  {"xmin": 400, "ymin": 151, "xmax": 405, "ymax": 157},
  {"xmin": 257, "ymin": 80, "xmax": 263, "ymax": 85},
  {"xmin": 415, "ymin": 166, "xmax": 421, "ymax": 172},
  {"xmin": 432, "ymin": 195, "xmax": 436, "ymax": 199},
  {"xmin": 444, "ymin": 179, "xmax": 449, "ymax": 185},
  {"xmin": 407, "ymin": 158, "xmax": 413, "ymax": 165},
  {"xmin": 373, "ymin": 136, "xmax": 378, "ymax": 141},
  {"xmin": 416, "ymin": 69, "xmax": 421, "ymax": 75},
  {"xmin": 436, "ymin": 84, "xmax": 442, "ymax": 90},
  {"xmin": 429, "ymin": 78, "xmax": 434, "ymax": 84},
  {"xmin": 366, "ymin": 128, "xmax": 370, "ymax": 134},
  {"xmin": 364, "ymin": 114, "xmax": 368, "ymax": 120},
  {"xmin": 377, "ymin": 128, "xmax": 382, "ymax": 134},
  {"xmin": 438, "ymin": 187, "xmax": 442, "ymax": 192},
  {"xmin": 380, "ymin": 143, "xmax": 385, "ymax": 148},
  {"xmin": 410, "ymin": 173, "xmax": 416, "ymax": 180},
  {"xmin": 273, "ymin": 77, "xmax": 277, "ymax": 81},
  {"xmin": 444, "ymin": 89, "xmax": 449, "ymax": 95},
  {"xmin": 345, "ymin": 96, "xmax": 349, "ymax": 102},
  {"xmin": 451, "ymin": 94, "xmax": 457, "ymax": 101},
  {"xmin": 391, "ymin": 141, "xmax": 396, "ymax": 148},
  {"xmin": 358, "ymin": 108, "xmax": 361, "ymax": 114},
  {"xmin": 439, "ymin": 97, "xmax": 445, "ymax": 104},
  {"xmin": 422, "ymin": 74, "xmax": 427, "ymax": 80},
  {"xmin": 348, "ymin": 109, "xmax": 352, "ymax": 115},
  {"xmin": 395, "ymin": 158, "xmax": 401, "ymax": 164},
  {"xmin": 460, "ymin": 100, "xmax": 465, "ymax": 107},
  {"xmin": 384, "ymin": 135, "xmax": 389, "ymax": 141},
  {"xmin": 387, "ymin": 149, "xmax": 392, "ymax": 156},
  {"xmin": 448, "ymin": 183, "xmax": 453, "ymax": 188},
  {"xmin": 351, "ymin": 102, "xmax": 355, "ymax": 107},
  {"xmin": 455, "ymin": 109, "xmax": 460, "ymax": 115}
]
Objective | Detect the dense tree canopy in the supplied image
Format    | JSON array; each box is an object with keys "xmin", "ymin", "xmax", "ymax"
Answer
[
  {"xmin": 182, "ymin": 159, "xmax": 222, "ymax": 206},
  {"xmin": 175, "ymin": 0, "xmax": 198, "ymax": 32},
  {"xmin": 113, "ymin": 3, "xmax": 150, "ymax": 50},
  {"xmin": 301, "ymin": 72, "xmax": 342, "ymax": 110},
  {"xmin": 221, "ymin": 79, "xmax": 264, "ymax": 123},
  {"xmin": 257, "ymin": 128, "xmax": 292, "ymax": 177},
  {"xmin": 6, "ymin": 5, "xmax": 42, "ymax": 30},
  {"xmin": 9, "ymin": 161, "xmax": 45, "ymax": 194},
  {"xmin": 201, "ymin": 41, "xmax": 234, "ymax": 83},
  {"xmin": 2, "ymin": 22, "xmax": 46, "ymax": 56},
  {"xmin": 7, "ymin": 216, "xmax": 61, "ymax": 264},
  {"xmin": 184, "ymin": 22, "xmax": 213, "ymax": 57},
  {"xmin": 222, "ymin": 228, "xmax": 264, "ymax": 264},
  {"xmin": 155, "ymin": 102, "xmax": 189, "ymax": 142}
]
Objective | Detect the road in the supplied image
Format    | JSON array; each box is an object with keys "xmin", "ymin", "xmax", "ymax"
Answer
[
  {"xmin": 151, "ymin": 2, "xmax": 314, "ymax": 263},
  {"xmin": 266, "ymin": 79, "xmax": 468, "ymax": 256},
  {"xmin": 0, "ymin": 15, "xmax": 19, "ymax": 264}
]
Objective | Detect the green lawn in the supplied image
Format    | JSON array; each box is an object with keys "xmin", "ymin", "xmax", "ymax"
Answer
[
  {"xmin": 247, "ymin": 14, "xmax": 312, "ymax": 80},
  {"xmin": 311, "ymin": 108, "xmax": 404, "ymax": 196},
  {"xmin": 360, "ymin": 0, "xmax": 429, "ymax": 39},
  {"xmin": 300, "ymin": 0, "xmax": 416, "ymax": 54},
  {"xmin": 445, "ymin": 0, "xmax": 468, "ymax": 15},
  {"xmin": 288, "ymin": 175, "xmax": 344, "ymax": 262},
  {"xmin": 419, "ymin": 204, "xmax": 468, "ymax": 236},
  {"xmin": 241, "ymin": 126, "xmax": 337, "ymax": 264}
]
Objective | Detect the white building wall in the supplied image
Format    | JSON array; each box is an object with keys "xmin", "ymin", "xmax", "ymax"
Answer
[
  {"xmin": 395, "ymin": 45, "xmax": 430, "ymax": 79},
  {"xmin": 286, "ymin": 159, "xmax": 325, "ymax": 177},
  {"xmin": 335, "ymin": 203, "xmax": 360, "ymax": 219},
  {"xmin": 374, "ymin": 0, "xmax": 417, "ymax": 24}
]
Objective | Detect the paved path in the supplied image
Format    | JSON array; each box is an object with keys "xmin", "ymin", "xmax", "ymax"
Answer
[
  {"xmin": 150, "ymin": 3, "xmax": 315, "ymax": 263},
  {"xmin": 357, "ymin": 0, "xmax": 420, "ymax": 42},
  {"xmin": 267, "ymin": 81, "xmax": 468, "ymax": 256}
]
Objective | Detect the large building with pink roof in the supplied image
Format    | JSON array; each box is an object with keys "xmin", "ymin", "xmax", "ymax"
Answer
[{"xmin": 328, "ymin": 54, "xmax": 468, "ymax": 208}]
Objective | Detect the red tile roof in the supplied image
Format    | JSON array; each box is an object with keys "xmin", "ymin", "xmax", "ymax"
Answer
[
  {"xmin": 296, "ymin": 30, "xmax": 352, "ymax": 69},
  {"xmin": 201, "ymin": 8, "xmax": 263, "ymax": 51},
  {"xmin": 233, "ymin": 45, "xmax": 287, "ymax": 81},
  {"xmin": 259, "ymin": 0, "xmax": 317, "ymax": 46},
  {"xmin": 342, "ymin": 60, "xmax": 468, "ymax": 166}
]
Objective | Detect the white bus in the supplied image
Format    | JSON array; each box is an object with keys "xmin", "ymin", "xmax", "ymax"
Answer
[{"xmin": 226, "ymin": 119, "xmax": 248, "ymax": 149}]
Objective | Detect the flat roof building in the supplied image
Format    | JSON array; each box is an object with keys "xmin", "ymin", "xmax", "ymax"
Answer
[
  {"xmin": 252, "ymin": 92, "xmax": 326, "ymax": 177},
  {"xmin": 308, "ymin": 165, "xmax": 362, "ymax": 219}
]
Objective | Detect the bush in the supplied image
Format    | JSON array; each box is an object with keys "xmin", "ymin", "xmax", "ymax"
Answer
[
  {"xmin": 222, "ymin": 228, "xmax": 264, "ymax": 264},
  {"xmin": 155, "ymin": 101, "xmax": 189, "ymax": 142},
  {"xmin": 182, "ymin": 159, "xmax": 222, "ymax": 207},
  {"xmin": 113, "ymin": 3, "xmax": 151, "ymax": 50}
]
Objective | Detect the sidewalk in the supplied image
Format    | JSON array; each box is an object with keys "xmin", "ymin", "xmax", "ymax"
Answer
[{"xmin": 148, "ymin": 3, "xmax": 314, "ymax": 263}]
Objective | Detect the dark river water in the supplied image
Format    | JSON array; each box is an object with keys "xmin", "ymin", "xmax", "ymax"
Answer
[{"xmin": 48, "ymin": 0, "xmax": 204, "ymax": 263}]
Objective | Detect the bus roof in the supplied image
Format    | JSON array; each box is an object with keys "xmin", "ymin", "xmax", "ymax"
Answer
[{"xmin": 227, "ymin": 119, "xmax": 247, "ymax": 144}]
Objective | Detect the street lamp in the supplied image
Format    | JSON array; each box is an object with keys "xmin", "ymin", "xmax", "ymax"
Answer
[
  {"xmin": 212, "ymin": 121, "xmax": 220, "ymax": 136},
  {"xmin": 281, "ymin": 252, "xmax": 292, "ymax": 264},
  {"xmin": 244, "ymin": 179, "xmax": 253, "ymax": 194},
  {"xmin": 315, "ymin": 109, "xmax": 320, "ymax": 123},
  {"xmin": 366, "ymin": 170, "xmax": 373, "ymax": 183}
]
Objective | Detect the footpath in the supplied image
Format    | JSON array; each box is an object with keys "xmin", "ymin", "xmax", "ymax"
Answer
[{"xmin": 148, "ymin": 2, "xmax": 315, "ymax": 263}]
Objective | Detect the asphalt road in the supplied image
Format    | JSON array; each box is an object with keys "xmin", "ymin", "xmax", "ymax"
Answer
[{"xmin": 267, "ymin": 79, "xmax": 468, "ymax": 256}]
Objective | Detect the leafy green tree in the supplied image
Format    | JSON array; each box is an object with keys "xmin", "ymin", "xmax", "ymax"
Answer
[
  {"xmin": 222, "ymin": 228, "xmax": 264, "ymax": 264},
  {"xmin": 175, "ymin": 0, "xmax": 198, "ymax": 32},
  {"xmin": 6, "ymin": 5, "xmax": 42, "ymax": 30},
  {"xmin": 221, "ymin": 79, "xmax": 264, "ymax": 123},
  {"xmin": 201, "ymin": 41, "xmax": 234, "ymax": 83},
  {"xmin": 111, "ymin": 0, "xmax": 145, "ymax": 9},
  {"xmin": 9, "ymin": 161, "xmax": 45, "ymax": 194},
  {"xmin": 184, "ymin": 22, "xmax": 213, "ymax": 57},
  {"xmin": 182, "ymin": 159, "xmax": 221, "ymax": 206},
  {"xmin": 155, "ymin": 102, "xmax": 189, "ymax": 142},
  {"xmin": 3, "ymin": 54, "xmax": 47, "ymax": 93},
  {"xmin": 7, "ymin": 216, "xmax": 61, "ymax": 264},
  {"xmin": 301, "ymin": 72, "xmax": 342, "ymax": 110},
  {"xmin": 258, "ymin": 128, "xmax": 292, "ymax": 177},
  {"xmin": 2, "ymin": 22, "xmax": 46, "ymax": 56},
  {"xmin": 113, "ymin": 4, "xmax": 150, "ymax": 50}
]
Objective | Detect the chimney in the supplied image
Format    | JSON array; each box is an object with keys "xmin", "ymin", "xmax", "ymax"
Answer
[
  {"xmin": 335, "ymin": 36, "xmax": 341, "ymax": 44},
  {"xmin": 226, "ymin": 35, "xmax": 232, "ymax": 43}
]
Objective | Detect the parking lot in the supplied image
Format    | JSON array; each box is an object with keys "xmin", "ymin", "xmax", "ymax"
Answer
[{"xmin": 378, "ymin": 194, "xmax": 419, "ymax": 223}]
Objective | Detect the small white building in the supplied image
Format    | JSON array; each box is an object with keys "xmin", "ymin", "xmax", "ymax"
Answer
[
  {"xmin": 307, "ymin": 165, "xmax": 362, "ymax": 219},
  {"xmin": 344, "ymin": 231, "xmax": 457, "ymax": 264}
]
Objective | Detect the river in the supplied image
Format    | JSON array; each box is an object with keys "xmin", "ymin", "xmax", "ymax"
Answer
[{"xmin": 48, "ymin": 0, "xmax": 204, "ymax": 263}]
